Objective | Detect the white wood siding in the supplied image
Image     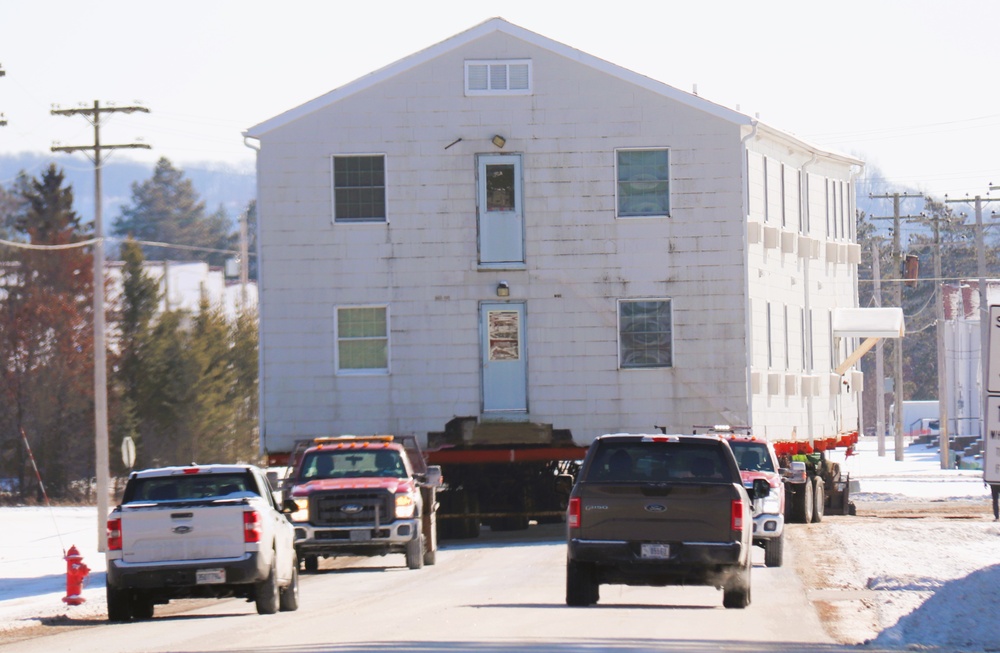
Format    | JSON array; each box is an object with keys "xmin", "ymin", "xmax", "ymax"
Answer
[{"xmin": 253, "ymin": 27, "xmax": 861, "ymax": 450}]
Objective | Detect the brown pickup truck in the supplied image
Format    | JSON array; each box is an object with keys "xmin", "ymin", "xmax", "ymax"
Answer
[{"xmin": 566, "ymin": 433, "xmax": 769, "ymax": 609}]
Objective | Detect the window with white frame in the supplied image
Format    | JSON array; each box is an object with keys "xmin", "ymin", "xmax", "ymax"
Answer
[
  {"xmin": 336, "ymin": 306, "xmax": 388, "ymax": 373},
  {"xmin": 465, "ymin": 60, "xmax": 531, "ymax": 95},
  {"xmin": 616, "ymin": 149, "xmax": 670, "ymax": 218},
  {"xmin": 332, "ymin": 155, "xmax": 385, "ymax": 222},
  {"xmin": 619, "ymin": 299, "xmax": 673, "ymax": 368}
]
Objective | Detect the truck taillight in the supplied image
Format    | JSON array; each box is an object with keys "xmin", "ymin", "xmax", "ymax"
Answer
[
  {"xmin": 568, "ymin": 497, "xmax": 581, "ymax": 529},
  {"xmin": 731, "ymin": 499, "xmax": 744, "ymax": 531},
  {"xmin": 243, "ymin": 510, "xmax": 262, "ymax": 543},
  {"xmin": 107, "ymin": 517, "xmax": 122, "ymax": 551}
]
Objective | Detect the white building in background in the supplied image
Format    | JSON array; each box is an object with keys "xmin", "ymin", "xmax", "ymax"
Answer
[
  {"xmin": 245, "ymin": 18, "xmax": 865, "ymax": 453},
  {"xmin": 107, "ymin": 260, "xmax": 257, "ymax": 322},
  {"xmin": 942, "ymin": 280, "xmax": 1000, "ymax": 438}
]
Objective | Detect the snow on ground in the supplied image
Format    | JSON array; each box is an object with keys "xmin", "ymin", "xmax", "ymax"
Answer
[
  {"xmin": 0, "ymin": 436, "xmax": 998, "ymax": 650},
  {"xmin": 0, "ymin": 506, "xmax": 108, "ymax": 633},
  {"xmin": 800, "ymin": 436, "xmax": 1000, "ymax": 651}
]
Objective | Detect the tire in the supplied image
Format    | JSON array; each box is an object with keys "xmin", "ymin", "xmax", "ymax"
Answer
[
  {"xmin": 406, "ymin": 533, "xmax": 425, "ymax": 570},
  {"xmin": 722, "ymin": 564, "xmax": 751, "ymax": 609},
  {"xmin": 566, "ymin": 561, "xmax": 599, "ymax": 606},
  {"xmin": 764, "ymin": 534, "xmax": 784, "ymax": 568},
  {"xmin": 791, "ymin": 480, "xmax": 814, "ymax": 524},
  {"xmin": 438, "ymin": 489, "xmax": 481, "ymax": 540},
  {"xmin": 279, "ymin": 559, "xmax": 299, "ymax": 612},
  {"xmin": 106, "ymin": 584, "xmax": 133, "ymax": 622},
  {"xmin": 131, "ymin": 591, "xmax": 154, "ymax": 620},
  {"xmin": 255, "ymin": 558, "xmax": 280, "ymax": 615},
  {"xmin": 811, "ymin": 477, "xmax": 825, "ymax": 523},
  {"xmin": 303, "ymin": 555, "xmax": 319, "ymax": 573}
]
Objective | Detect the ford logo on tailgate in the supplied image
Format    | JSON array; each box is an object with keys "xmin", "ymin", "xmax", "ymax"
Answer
[
  {"xmin": 341, "ymin": 504, "xmax": 363, "ymax": 514},
  {"xmin": 644, "ymin": 504, "xmax": 667, "ymax": 513},
  {"xmin": 172, "ymin": 525, "xmax": 193, "ymax": 534}
]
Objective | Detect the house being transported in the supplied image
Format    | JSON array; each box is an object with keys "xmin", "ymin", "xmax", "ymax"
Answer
[{"xmin": 245, "ymin": 17, "xmax": 866, "ymax": 459}]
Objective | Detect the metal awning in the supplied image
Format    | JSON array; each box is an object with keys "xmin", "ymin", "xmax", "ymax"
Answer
[
  {"xmin": 832, "ymin": 307, "xmax": 905, "ymax": 375},
  {"xmin": 832, "ymin": 307, "xmax": 904, "ymax": 339}
]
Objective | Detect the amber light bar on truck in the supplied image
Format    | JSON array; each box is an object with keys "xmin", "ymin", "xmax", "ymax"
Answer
[{"xmin": 313, "ymin": 435, "xmax": 394, "ymax": 446}]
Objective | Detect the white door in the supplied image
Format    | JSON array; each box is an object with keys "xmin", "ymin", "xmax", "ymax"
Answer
[
  {"xmin": 478, "ymin": 154, "xmax": 524, "ymax": 264},
  {"xmin": 481, "ymin": 302, "xmax": 527, "ymax": 412}
]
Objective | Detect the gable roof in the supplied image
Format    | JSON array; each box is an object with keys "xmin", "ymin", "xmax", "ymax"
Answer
[
  {"xmin": 244, "ymin": 17, "xmax": 862, "ymax": 167},
  {"xmin": 245, "ymin": 17, "xmax": 751, "ymax": 138}
]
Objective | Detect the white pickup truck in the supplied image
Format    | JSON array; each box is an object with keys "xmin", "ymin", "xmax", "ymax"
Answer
[{"xmin": 105, "ymin": 464, "xmax": 299, "ymax": 621}]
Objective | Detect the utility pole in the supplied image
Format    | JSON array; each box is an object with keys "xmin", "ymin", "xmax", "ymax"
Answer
[
  {"xmin": 871, "ymin": 192, "xmax": 923, "ymax": 461},
  {"xmin": 872, "ymin": 241, "xmax": 887, "ymax": 457},
  {"xmin": 948, "ymin": 193, "xmax": 998, "ymax": 471},
  {"xmin": 51, "ymin": 101, "xmax": 149, "ymax": 552},
  {"xmin": 915, "ymin": 209, "xmax": 952, "ymax": 469}
]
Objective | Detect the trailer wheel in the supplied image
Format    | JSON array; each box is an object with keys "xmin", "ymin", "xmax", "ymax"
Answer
[
  {"xmin": 566, "ymin": 561, "xmax": 599, "ymax": 606},
  {"xmin": 437, "ymin": 489, "xmax": 481, "ymax": 540},
  {"xmin": 764, "ymin": 534, "xmax": 784, "ymax": 567},
  {"xmin": 811, "ymin": 477, "xmax": 825, "ymax": 523},
  {"xmin": 790, "ymin": 479, "xmax": 814, "ymax": 524}
]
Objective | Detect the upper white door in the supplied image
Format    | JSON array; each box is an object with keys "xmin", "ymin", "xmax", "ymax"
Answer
[{"xmin": 477, "ymin": 154, "xmax": 524, "ymax": 264}]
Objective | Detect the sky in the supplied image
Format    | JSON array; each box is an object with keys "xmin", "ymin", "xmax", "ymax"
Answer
[{"xmin": 1, "ymin": 0, "xmax": 999, "ymax": 201}]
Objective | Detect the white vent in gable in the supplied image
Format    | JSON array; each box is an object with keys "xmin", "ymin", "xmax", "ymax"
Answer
[{"xmin": 466, "ymin": 60, "xmax": 532, "ymax": 95}]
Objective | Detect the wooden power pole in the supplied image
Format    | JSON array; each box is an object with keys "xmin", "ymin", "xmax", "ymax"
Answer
[
  {"xmin": 51, "ymin": 101, "xmax": 149, "ymax": 551},
  {"xmin": 870, "ymin": 192, "xmax": 923, "ymax": 461}
]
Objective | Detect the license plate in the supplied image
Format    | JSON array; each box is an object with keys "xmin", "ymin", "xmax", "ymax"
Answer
[
  {"xmin": 196, "ymin": 568, "xmax": 225, "ymax": 584},
  {"xmin": 641, "ymin": 543, "xmax": 670, "ymax": 559},
  {"xmin": 350, "ymin": 530, "xmax": 372, "ymax": 542}
]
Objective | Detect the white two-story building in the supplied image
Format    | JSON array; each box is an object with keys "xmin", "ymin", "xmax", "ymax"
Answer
[{"xmin": 245, "ymin": 18, "xmax": 865, "ymax": 454}]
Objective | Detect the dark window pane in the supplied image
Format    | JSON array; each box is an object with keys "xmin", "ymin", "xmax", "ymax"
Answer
[{"xmin": 334, "ymin": 156, "xmax": 386, "ymax": 221}]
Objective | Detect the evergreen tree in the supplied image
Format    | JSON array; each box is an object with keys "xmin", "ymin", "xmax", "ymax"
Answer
[
  {"xmin": 112, "ymin": 158, "xmax": 237, "ymax": 267},
  {"xmin": 0, "ymin": 165, "xmax": 94, "ymax": 498},
  {"xmin": 229, "ymin": 307, "xmax": 259, "ymax": 462},
  {"xmin": 112, "ymin": 239, "xmax": 160, "ymax": 470},
  {"xmin": 187, "ymin": 298, "xmax": 238, "ymax": 463}
]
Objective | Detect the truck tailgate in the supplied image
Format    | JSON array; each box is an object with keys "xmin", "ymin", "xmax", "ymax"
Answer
[
  {"xmin": 121, "ymin": 500, "xmax": 248, "ymax": 563},
  {"xmin": 578, "ymin": 484, "xmax": 736, "ymax": 543}
]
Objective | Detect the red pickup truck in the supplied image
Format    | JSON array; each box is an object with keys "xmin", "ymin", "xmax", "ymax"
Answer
[{"xmin": 283, "ymin": 435, "xmax": 442, "ymax": 571}]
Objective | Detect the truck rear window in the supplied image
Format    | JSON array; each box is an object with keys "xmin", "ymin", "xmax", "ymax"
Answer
[
  {"xmin": 127, "ymin": 473, "xmax": 257, "ymax": 502},
  {"xmin": 585, "ymin": 442, "xmax": 734, "ymax": 483}
]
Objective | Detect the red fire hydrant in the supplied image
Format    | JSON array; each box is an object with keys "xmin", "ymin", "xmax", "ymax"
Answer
[{"xmin": 63, "ymin": 545, "xmax": 90, "ymax": 606}]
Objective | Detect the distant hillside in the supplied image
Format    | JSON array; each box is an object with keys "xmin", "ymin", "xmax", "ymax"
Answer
[{"xmin": 0, "ymin": 153, "xmax": 255, "ymax": 230}]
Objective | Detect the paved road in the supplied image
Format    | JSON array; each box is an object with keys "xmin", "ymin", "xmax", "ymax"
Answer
[{"xmin": 1, "ymin": 525, "xmax": 857, "ymax": 653}]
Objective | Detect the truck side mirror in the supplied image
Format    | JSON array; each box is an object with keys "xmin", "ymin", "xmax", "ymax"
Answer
[
  {"xmin": 555, "ymin": 474, "xmax": 574, "ymax": 494},
  {"xmin": 751, "ymin": 478, "xmax": 771, "ymax": 499},
  {"xmin": 281, "ymin": 498, "xmax": 299, "ymax": 514},
  {"xmin": 788, "ymin": 461, "xmax": 808, "ymax": 483},
  {"xmin": 424, "ymin": 465, "xmax": 443, "ymax": 488}
]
